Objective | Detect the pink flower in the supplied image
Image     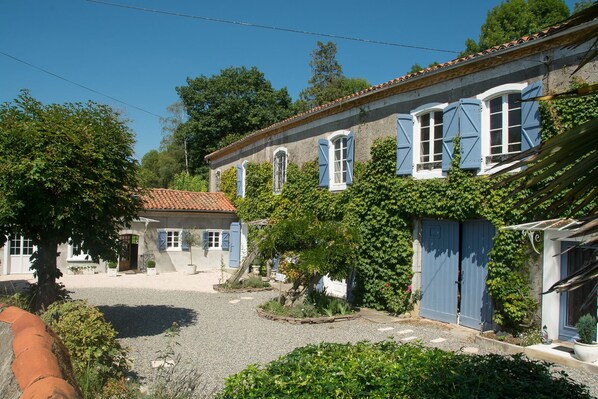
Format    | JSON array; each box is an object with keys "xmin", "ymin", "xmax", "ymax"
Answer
[
  {"xmin": 407, "ymin": 285, "xmax": 412, "ymax": 294},
  {"xmin": 385, "ymin": 283, "xmax": 390, "ymax": 287}
]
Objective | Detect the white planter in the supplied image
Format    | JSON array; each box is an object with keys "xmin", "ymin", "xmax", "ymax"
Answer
[
  {"xmin": 573, "ymin": 341, "xmax": 598, "ymax": 363},
  {"xmin": 107, "ymin": 268, "xmax": 118, "ymax": 277},
  {"xmin": 186, "ymin": 264, "xmax": 197, "ymax": 275},
  {"xmin": 147, "ymin": 267, "xmax": 157, "ymax": 276}
]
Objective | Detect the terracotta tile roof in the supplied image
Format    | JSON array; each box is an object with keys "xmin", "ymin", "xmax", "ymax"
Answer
[
  {"xmin": 205, "ymin": 20, "xmax": 593, "ymax": 161},
  {"xmin": 0, "ymin": 304, "xmax": 82, "ymax": 398},
  {"xmin": 142, "ymin": 188, "xmax": 236, "ymax": 213}
]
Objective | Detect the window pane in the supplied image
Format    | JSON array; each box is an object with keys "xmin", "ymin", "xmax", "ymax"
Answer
[
  {"xmin": 420, "ymin": 113, "xmax": 430, "ymax": 128},
  {"xmin": 433, "ymin": 122, "xmax": 443, "ymax": 141},
  {"xmin": 508, "ymin": 108, "xmax": 521, "ymax": 128},
  {"xmin": 508, "ymin": 93, "xmax": 521, "ymax": 108},
  {"xmin": 508, "ymin": 126, "xmax": 521, "ymax": 146},
  {"xmin": 565, "ymin": 247, "xmax": 597, "ymax": 327},
  {"xmin": 490, "ymin": 97, "xmax": 502, "ymax": 114},
  {"xmin": 10, "ymin": 237, "xmax": 21, "ymax": 255},
  {"xmin": 421, "ymin": 126, "xmax": 430, "ymax": 142},
  {"xmin": 433, "ymin": 139, "xmax": 442, "ymax": 159},
  {"xmin": 23, "ymin": 239, "xmax": 33, "ymax": 256},
  {"xmin": 420, "ymin": 142, "xmax": 429, "ymax": 162},
  {"xmin": 490, "ymin": 112, "xmax": 502, "ymax": 130}
]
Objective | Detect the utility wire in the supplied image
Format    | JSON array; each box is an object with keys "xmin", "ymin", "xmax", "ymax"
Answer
[
  {"xmin": 0, "ymin": 50, "xmax": 163, "ymax": 118},
  {"xmin": 86, "ymin": 0, "xmax": 459, "ymax": 55}
]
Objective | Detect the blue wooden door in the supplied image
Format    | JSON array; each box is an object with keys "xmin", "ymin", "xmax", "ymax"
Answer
[
  {"xmin": 228, "ymin": 222, "xmax": 241, "ymax": 268},
  {"xmin": 420, "ymin": 220, "xmax": 459, "ymax": 324},
  {"xmin": 460, "ymin": 220, "xmax": 494, "ymax": 330}
]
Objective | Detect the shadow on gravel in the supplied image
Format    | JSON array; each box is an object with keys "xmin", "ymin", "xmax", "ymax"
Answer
[
  {"xmin": 0, "ymin": 279, "xmax": 30, "ymax": 295},
  {"xmin": 98, "ymin": 304, "xmax": 198, "ymax": 338}
]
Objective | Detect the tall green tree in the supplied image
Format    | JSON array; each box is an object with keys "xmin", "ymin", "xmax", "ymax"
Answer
[
  {"xmin": 175, "ymin": 66, "xmax": 294, "ymax": 177},
  {"xmin": 461, "ymin": 0, "xmax": 570, "ymax": 56},
  {"xmin": 0, "ymin": 92, "xmax": 142, "ymax": 310},
  {"xmin": 138, "ymin": 149, "xmax": 181, "ymax": 188},
  {"xmin": 297, "ymin": 41, "xmax": 371, "ymax": 112}
]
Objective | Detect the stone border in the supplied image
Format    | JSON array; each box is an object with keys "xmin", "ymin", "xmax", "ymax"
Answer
[
  {"xmin": 256, "ymin": 307, "xmax": 359, "ymax": 324},
  {"xmin": 0, "ymin": 304, "xmax": 82, "ymax": 399},
  {"xmin": 212, "ymin": 284, "xmax": 274, "ymax": 293}
]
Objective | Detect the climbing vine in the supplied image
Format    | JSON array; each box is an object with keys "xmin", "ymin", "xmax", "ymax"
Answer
[{"xmin": 219, "ymin": 80, "xmax": 597, "ymax": 331}]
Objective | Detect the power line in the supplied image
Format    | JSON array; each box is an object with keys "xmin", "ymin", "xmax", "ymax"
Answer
[
  {"xmin": 0, "ymin": 50, "xmax": 163, "ymax": 118},
  {"xmin": 86, "ymin": 0, "xmax": 459, "ymax": 55}
]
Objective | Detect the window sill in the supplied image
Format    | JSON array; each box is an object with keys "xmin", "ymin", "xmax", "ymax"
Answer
[
  {"xmin": 329, "ymin": 183, "xmax": 347, "ymax": 192},
  {"xmin": 413, "ymin": 168, "xmax": 445, "ymax": 180},
  {"xmin": 67, "ymin": 258, "xmax": 93, "ymax": 263}
]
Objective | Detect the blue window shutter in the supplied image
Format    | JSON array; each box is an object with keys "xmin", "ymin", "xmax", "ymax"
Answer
[
  {"xmin": 318, "ymin": 139, "xmax": 330, "ymax": 187},
  {"xmin": 157, "ymin": 230, "xmax": 167, "ymax": 251},
  {"xmin": 236, "ymin": 164, "xmax": 243, "ymax": 197},
  {"xmin": 396, "ymin": 114, "xmax": 413, "ymax": 176},
  {"xmin": 221, "ymin": 230, "xmax": 229, "ymax": 250},
  {"xmin": 202, "ymin": 231, "xmax": 209, "ymax": 250},
  {"xmin": 181, "ymin": 230, "xmax": 190, "ymax": 251},
  {"xmin": 442, "ymin": 102, "xmax": 459, "ymax": 172},
  {"xmin": 521, "ymin": 81, "xmax": 542, "ymax": 151},
  {"xmin": 459, "ymin": 99, "xmax": 482, "ymax": 170},
  {"xmin": 229, "ymin": 222, "xmax": 241, "ymax": 268},
  {"xmin": 346, "ymin": 132, "xmax": 355, "ymax": 185}
]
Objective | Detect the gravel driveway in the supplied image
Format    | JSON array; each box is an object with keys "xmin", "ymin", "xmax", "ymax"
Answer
[{"xmin": 70, "ymin": 287, "xmax": 598, "ymax": 397}]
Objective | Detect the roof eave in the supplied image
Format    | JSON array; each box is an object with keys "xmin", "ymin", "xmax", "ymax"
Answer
[{"xmin": 205, "ymin": 20, "xmax": 597, "ymax": 163}]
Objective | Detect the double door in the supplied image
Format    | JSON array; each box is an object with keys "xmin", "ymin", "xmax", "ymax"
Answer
[{"xmin": 420, "ymin": 220, "xmax": 494, "ymax": 330}]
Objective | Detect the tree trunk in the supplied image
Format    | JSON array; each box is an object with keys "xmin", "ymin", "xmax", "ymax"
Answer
[{"xmin": 31, "ymin": 238, "xmax": 61, "ymax": 312}]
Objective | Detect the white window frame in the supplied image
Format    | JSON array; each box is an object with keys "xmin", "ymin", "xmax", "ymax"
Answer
[
  {"xmin": 240, "ymin": 160, "xmax": 248, "ymax": 198},
  {"xmin": 165, "ymin": 229, "xmax": 182, "ymax": 251},
  {"xmin": 477, "ymin": 83, "xmax": 526, "ymax": 172},
  {"xmin": 273, "ymin": 147, "xmax": 288, "ymax": 194},
  {"xmin": 67, "ymin": 241, "xmax": 92, "ymax": 262},
  {"xmin": 206, "ymin": 230, "xmax": 222, "ymax": 250},
  {"xmin": 328, "ymin": 130, "xmax": 351, "ymax": 191},
  {"xmin": 411, "ymin": 103, "xmax": 447, "ymax": 179},
  {"xmin": 214, "ymin": 169, "xmax": 221, "ymax": 192},
  {"xmin": 9, "ymin": 236, "xmax": 35, "ymax": 257}
]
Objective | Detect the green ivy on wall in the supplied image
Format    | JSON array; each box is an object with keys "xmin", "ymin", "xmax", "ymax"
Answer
[{"xmin": 219, "ymin": 80, "xmax": 597, "ymax": 331}]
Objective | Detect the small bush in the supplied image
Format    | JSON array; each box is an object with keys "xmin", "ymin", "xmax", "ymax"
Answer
[
  {"xmin": 576, "ymin": 314, "xmax": 597, "ymax": 344},
  {"xmin": 222, "ymin": 276, "xmax": 270, "ymax": 290},
  {"xmin": 41, "ymin": 300, "xmax": 129, "ymax": 393},
  {"xmin": 217, "ymin": 341, "xmax": 591, "ymax": 399}
]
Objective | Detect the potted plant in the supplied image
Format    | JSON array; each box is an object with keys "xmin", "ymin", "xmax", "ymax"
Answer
[
  {"xmin": 182, "ymin": 230, "xmax": 200, "ymax": 275},
  {"xmin": 574, "ymin": 313, "xmax": 598, "ymax": 363},
  {"xmin": 107, "ymin": 261, "xmax": 118, "ymax": 277},
  {"xmin": 146, "ymin": 260, "xmax": 157, "ymax": 276}
]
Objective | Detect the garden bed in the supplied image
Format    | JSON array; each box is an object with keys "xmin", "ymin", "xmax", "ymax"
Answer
[
  {"xmin": 256, "ymin": 307, "xmax": 359, "ymax": 324},
  {"xmin": 213, "ymin": 284, "xmax": 274, "ymax": 293}
]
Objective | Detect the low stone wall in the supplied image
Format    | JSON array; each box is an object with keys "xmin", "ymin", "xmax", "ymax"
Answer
[
  {"xmin": 256, "ymin": 307, "xmax": 359, "ymax": 324},
  {"xmin": 0, "ymin": 304, "xmax": 81, "ymax": 399}
]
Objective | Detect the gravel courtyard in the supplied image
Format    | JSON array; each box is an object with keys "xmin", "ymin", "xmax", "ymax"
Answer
[{"xmin": 69, "ymin": 284, "xmax": 598, "ymax": 397}]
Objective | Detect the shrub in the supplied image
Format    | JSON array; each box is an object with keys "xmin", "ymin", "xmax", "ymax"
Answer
[
  {"xmin": 146, "ymin": 260, "xmax": 156, "ymax": 268},
  {"xmin": 259, "ymin": 292, "xmax": 353, "ymax": 319},
  {"xmin": 41, "ymin": 300, "xmax": 129, "ymax": 390},
  {"xmin": 217, "ymin": 341, "xmax": 591, "ymax": 399},
  {"xmin": 576, "ymin": 314, "xmax": 597, "ymax": 344}
]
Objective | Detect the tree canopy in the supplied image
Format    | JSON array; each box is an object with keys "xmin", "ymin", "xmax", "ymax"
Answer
[
  {"xmin": 175, "ymin": 66, "xmax": 294, "ymax": 177},
  {"xmin": 296, "ymin": 41, "xmax": 371, "ymax": 112},
  {"xmin": 0, "ymin": 92, "xmax": 142, "ymax": 309},
  {"xmin": 462, "ymin": 0, "xmax": 570, "ymax": 56}
]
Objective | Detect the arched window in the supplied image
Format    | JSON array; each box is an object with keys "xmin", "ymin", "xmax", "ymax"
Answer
[
  {"xmin": 273, "ymin": 148, "xmax": 287, "ymax": 194},
  {"xmin": 318, "ymin": 130, "xmax": 354, "ymax": 191},
  {"xmin": 214, "ymin": 169, "xmax": 221, "ymax": 192}
]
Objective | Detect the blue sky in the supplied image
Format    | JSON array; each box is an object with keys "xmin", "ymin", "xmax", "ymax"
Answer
[{"xmin": 0, "ymin": 0, "xmax": 577, "ymax": 159}]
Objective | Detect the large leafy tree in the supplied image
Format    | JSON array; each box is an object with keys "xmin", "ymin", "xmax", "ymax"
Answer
[
  {"xmin": 0, "ymin": 92, "xmax": 142, "ymax": 310},
  {"xmin": 296, "ymin": 41, "xmax": 370, "ymax": 112},
  {"xmin": 175, "ymin": 66, "xmax": 294, "ymax": 177},
  {"xmin": 462, "ymin": 0, "xmax": 570, "ymax": 56}
]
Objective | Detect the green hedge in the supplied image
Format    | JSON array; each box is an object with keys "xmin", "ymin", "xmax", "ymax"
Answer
[{"xmin": 217, "ymin": 341, "xmax": 590, "ymax": 399}]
